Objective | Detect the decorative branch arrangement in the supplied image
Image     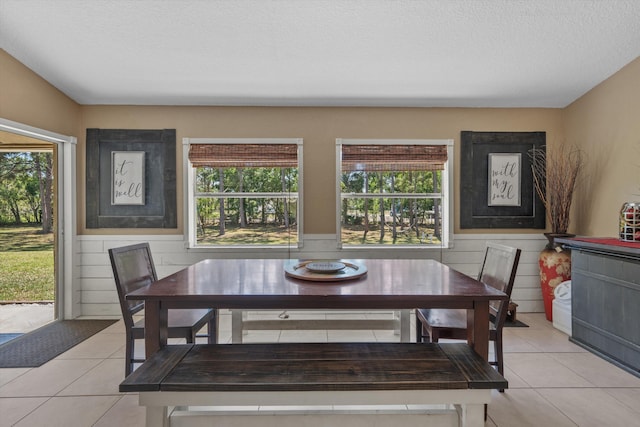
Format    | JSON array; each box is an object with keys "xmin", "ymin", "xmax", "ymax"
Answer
[{"xmin": 529, "ymin": 144, "xmax": 584, "ymax": 234}]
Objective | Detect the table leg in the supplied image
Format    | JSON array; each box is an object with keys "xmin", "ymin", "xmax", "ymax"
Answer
[
  {"xmin": 399, "ymin": 309, "xmax": 411, "ymax": 342},
  {"xmin": 467, "ymin": 301, "xmax": 489, "ymax": 361},
  {"xmin": 144, "ymin": 300, "xmax": 167, "ymax": 358},
  {"xmin": 144, "ymin": 405, "xmax": 167, "ymax": 427},
  {"xmin": 231, "ymin": 310, "xmax": 243, "ymax": 343},
  {"xmin": 211, "ymin": 310, "xmax": 219, "ymax": 344}
]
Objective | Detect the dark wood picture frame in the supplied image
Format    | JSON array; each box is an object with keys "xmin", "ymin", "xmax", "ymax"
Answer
[
  {"xmin": 460, "ymin": 131, "xmax": 545, "ymax": 229},
  {"xmin": 86, "ymin": 128, "xmax": 177, "ymax": 228}
]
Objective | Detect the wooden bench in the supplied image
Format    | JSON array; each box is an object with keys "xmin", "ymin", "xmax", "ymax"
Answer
[{"xmin": 120, "ymin": 342, "xmax": 507, "ymax": 427}]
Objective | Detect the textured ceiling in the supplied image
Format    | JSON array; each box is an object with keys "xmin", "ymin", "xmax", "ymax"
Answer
[{"xmin": 1, "ymin": 0, "xmax": 640, "ymax": 108}]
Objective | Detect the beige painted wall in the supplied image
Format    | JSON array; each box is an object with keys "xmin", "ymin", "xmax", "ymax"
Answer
[
  {"xmin": 565, "ymin": 56, "xmax": 640, "ymax": 237},
  {"xmin": 79, "ymin": 105, "xmax": 564, "ymax": 235},
  {"xmin": 0, "ymin": 49, "xmax": 80, "ymax": 135},
  {"xmin": 20, "ymin": 48, "xmax": 640, "ymax": 238}
]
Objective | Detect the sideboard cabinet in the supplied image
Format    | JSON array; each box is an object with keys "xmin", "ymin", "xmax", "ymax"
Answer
[{"xmin": 556, "ymin": 237, "xmax": 640, "ymax": 377}]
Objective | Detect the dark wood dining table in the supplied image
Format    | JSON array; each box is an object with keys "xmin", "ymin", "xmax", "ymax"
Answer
[{"xmin": 126, "ymin": 258, "xmax": 508, "ymax": 362}]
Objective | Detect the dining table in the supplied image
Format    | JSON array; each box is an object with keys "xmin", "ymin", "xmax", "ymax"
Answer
[{"xmin": 126, "ymin": 258, "xmax": 508, "ymax": 362}]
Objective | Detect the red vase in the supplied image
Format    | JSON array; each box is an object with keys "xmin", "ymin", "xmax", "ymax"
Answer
[{"xmin": 538, "ymin": 233, "xmax": 573, "ymax": 321}]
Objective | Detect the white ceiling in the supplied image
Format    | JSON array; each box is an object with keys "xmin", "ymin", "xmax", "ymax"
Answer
[{"xmin": 2, "ymin": 0, "xmax": 640, "ymax": 108}]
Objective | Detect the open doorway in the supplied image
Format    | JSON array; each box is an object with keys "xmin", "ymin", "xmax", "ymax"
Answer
[
  {"xmin": 0, "ymin": 120, "xmax": 76, "ymax": 345},
  {"xmin": 0, "ymin": 139, "xmax": 55, "ymax": 343}
]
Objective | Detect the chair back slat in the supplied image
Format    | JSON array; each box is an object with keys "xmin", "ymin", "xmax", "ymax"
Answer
[
  {"xmin": 109, "ymin": 243, "xmax": 158, "ymax": 327},
  {"xmin": 478, "ymin": 242, "xmax": 521, "ymax": 329}
]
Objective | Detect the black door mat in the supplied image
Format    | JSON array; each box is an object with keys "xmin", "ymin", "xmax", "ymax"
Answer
[
  {"xmin": 504, "ymin": 319, "xmax": 529, "ymax": 327},
  {"xmin": 0, "ymin": 319, "xmax": 118, "ymax": 368}
]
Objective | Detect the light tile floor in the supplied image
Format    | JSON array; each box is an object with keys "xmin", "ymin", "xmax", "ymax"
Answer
[
  {"xmin": 0, "ymin": 311, "xmax": 639, "ymax": 426},
  {"xmin": 0, "ymin": 303, "xmax": 54, "ymax": 335}
]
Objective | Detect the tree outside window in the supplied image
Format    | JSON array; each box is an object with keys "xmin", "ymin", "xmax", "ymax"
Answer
[
  {"xmin": 337, "ymin": 140, "xmax": 452, "ymax": 247},
  {"xmin": 186, "ymin": 139, "xmax": 302, "ymax": 247}
]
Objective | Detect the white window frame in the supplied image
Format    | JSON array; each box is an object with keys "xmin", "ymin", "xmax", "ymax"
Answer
[
  {"xmin": 183, "ymin": 138, "xmax": 303, "ymax": 249},
  {"xmin": 335, "ymin": 138, "xmax": 453, "ymax": 249}
]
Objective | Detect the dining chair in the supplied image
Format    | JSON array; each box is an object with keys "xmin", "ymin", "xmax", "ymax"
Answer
[
  {"xmin": 109, "ymin": 242, "xmax": 217, "ymax": 376},
  {"xmin": 415, "ymin": 242, "xmax": 521, "ymax": 390}
]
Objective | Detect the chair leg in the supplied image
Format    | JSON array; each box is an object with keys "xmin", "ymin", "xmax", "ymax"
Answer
[
  {"xmin": 495, "ymin": 334, "xmax": 503, "ymax": 376},
  {"xmin": 125, "ymin": 335, "xmax": 134, "ymax": 377},
  {"xmin": 415, "ymin": 313, "xmax": 436, "ymax": 343},
  {"xmin": 495, "ymin": 332, "xmax": 505, "ymax": 392},
  {"xmin": 416, "ymin": 321, "xmax": 437, "ymax": 344}
]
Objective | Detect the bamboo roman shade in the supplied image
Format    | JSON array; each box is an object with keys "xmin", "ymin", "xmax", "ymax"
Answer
[
  {"xmin": 189, "ymin": 144, "xmax": 298, "ymax": 168},
  {"xmin": 341, "ymin": 144, "xmax": 448, "ymax": 172}
]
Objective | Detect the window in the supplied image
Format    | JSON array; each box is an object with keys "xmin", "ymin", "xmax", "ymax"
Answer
[
  {"xmin": 184, "ymin": 138, "xmax": 302, "ymax": 247},
  {"xmin": 336, "ymin": 139, "xmax": 453, "ymax": 248}
]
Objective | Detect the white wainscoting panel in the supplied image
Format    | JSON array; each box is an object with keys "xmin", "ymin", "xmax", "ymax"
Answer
[{"xmin": 77, "ymin": 234, "xmax": 547, "ymax": 317}]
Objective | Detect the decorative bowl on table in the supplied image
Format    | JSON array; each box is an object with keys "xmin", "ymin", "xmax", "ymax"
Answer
[
  {"xmin": 305, "ymin": 261, "xmax": 346, "ymax": 274},
  {"xmin": 283, "ymin": 260, "xmax": 367, "ymax": 282}
]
